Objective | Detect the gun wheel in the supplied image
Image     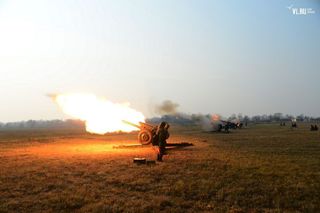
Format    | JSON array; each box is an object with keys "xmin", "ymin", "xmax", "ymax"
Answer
[{"xmin": 138, "ymin": 130, "xmax": 152, "ymax": 145}]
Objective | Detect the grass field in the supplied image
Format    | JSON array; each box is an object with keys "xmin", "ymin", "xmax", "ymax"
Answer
[{"xmin": 0, "ymin": 123, "xmax": 319, "ymax": 212}]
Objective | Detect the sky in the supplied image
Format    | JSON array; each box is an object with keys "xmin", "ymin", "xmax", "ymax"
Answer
[{"xmin": 0, "ymin": 0, "xmax": 319, "ymax": 122}]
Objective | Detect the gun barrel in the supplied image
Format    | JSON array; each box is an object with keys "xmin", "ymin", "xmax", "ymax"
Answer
[{"xmin": 122, "ymin": 120, "xmax": 141, "ymax": 129}]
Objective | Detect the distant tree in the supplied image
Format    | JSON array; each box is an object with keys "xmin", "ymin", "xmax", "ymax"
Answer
[
  {"xmin": 243, "ymin": 115, "xmax": 250, "ymax": 122},
  {"xmin": 229, "ymin": 114, "xmax": 237, "ymax": 120},
  {"xmin": 296, "ymin": 114, "xmax": 305, "ymax": 122},
  {"xmin": 0, "ymin": 119, "xmax": 85, "ymax": 130},
  {"xmin": 252, "ymin": 115, "xmax": 261, "ymax": 122},
  {"xmin": 273, "ymin": 113, "xmax": 283, "ymax": 122},
  {"xmin": 237, "ymin": 113, "xmax": 243, "ymax": 121}
]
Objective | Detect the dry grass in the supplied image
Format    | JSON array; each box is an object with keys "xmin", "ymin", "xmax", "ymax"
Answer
[{"xmin": 0, "ymin": 123, "xmax": 319, "ymax": 212}]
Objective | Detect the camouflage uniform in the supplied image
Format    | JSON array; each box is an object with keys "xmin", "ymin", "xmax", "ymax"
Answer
[{"xmin": 157, "ymin": 122, "xmax": 169, "ymax": 161}]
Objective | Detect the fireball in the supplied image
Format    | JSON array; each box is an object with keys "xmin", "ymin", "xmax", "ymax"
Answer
[
  {"xmin": 54, "ymin": 93, "xmax": 145, "ymax": 134},
  {"xmin": 211, "ymin": 114, "xmax": 220, "ymax": 121}
]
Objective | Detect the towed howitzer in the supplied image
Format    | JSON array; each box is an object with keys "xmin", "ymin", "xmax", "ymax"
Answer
[
  {"xmin": 122, "ymin": 120, "xmax": 157, "ymax": 145},
  {"xmin": 212, "ymin": 120, "xmax": 243, "ymax": 133}
]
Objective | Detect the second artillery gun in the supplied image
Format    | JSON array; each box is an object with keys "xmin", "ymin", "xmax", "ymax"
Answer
[{"xmin": 122, "ymin": 120, "xmax": 157, "ymax": 145}]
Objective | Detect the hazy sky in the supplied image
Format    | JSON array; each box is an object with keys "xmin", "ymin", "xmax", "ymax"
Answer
[{"xmin": 0, "ymin": 0, "xmax": 319, "ymax": 122}]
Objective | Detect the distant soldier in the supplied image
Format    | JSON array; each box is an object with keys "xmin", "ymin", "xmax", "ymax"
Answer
[
  {"xmin": 311, "ymin": 125, "xmax": 319, "ymax": 131},
  {"xmin": 224, "ymin": 124, "xmax": 230, "ymax": 133},
  {"xmin": 156, "ymin": 122, "xmax": 170, "ymax": 161},
  {"xmin": 291, "ymin": 121, "xmax": 297, "ymax": 128},
  {"xmin": 311, "ymin": 125, "xmax": 315, "ymax": 131}
]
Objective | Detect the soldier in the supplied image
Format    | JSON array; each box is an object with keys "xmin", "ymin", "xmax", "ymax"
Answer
[
  {"xmin": 311, "ymin": 125, "xmax": 315, "ymax": 131},
  {"xmin": 156, "ymin": 122, "xmax": 170, "ymax": 162},
  {"xmin": 311, "ymin": 125, "xmax": 318, "ymax": 131}
]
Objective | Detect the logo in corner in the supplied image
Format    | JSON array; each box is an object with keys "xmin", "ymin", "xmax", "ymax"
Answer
[{"xmin": 287, "ymin": 5, "xmax": 316, "ymax": 15}]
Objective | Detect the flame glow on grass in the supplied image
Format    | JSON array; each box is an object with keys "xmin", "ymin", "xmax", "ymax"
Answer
[{"xmin": 54, "ymin": 93, "xmax": 145, "ymax": 134}]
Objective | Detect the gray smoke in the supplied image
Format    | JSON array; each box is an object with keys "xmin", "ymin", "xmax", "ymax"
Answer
[
  {"xmin": 153, "ymin": 100, "xmax": 223, "ymax": 131},
  {"xmin": 191, "ymin": 114, "xmax": 223, "ymax": 131},
  {"xmin": 155, "ymin": 100, "xmax": 179, "ymax": 115},
  {"xmin": 198, "ymin": 115, "xmax": 213, "ymax": 131}
]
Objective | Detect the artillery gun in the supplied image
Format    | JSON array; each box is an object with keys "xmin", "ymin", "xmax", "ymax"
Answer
[
  {"xmin": 215, "ymin": 120, "xmax": 243, "ymax": 132},
  {"xmin": 122, "ymin": 120, "xmax": 193, "ymax": 148},
  {"xmin": 122, "ymin": 120, "xmax": 157, "ymax": 145}
]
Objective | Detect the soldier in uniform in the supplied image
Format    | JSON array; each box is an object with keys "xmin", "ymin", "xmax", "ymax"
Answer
[
  {"xmin": 156, "ymin": 121, "xmax": 170, "ymax": 161},
  {"xmin": 311, "ymin": 125, "xmax": 315, "ymax": 131}
]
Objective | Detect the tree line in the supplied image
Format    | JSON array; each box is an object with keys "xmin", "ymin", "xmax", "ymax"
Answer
[
  {"xmin": 0, "ymin": 113, "xmax": 319, "ymax": 130},
  {"xmin": 0, "ymin": 119, "xmax": 85, "ymax": 130}
]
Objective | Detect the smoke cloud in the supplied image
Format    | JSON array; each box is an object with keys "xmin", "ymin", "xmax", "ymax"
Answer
[
  {"xmin": 155, "ymin": 100, "xmax": 179, "ymax": 115},
  {"xmin": 153, "ymin": 100, "xmax": 223, "ymax": 131},
  {"xmin": 198, "ymin": 115, "xmax": 213, "ymax": 131}
]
